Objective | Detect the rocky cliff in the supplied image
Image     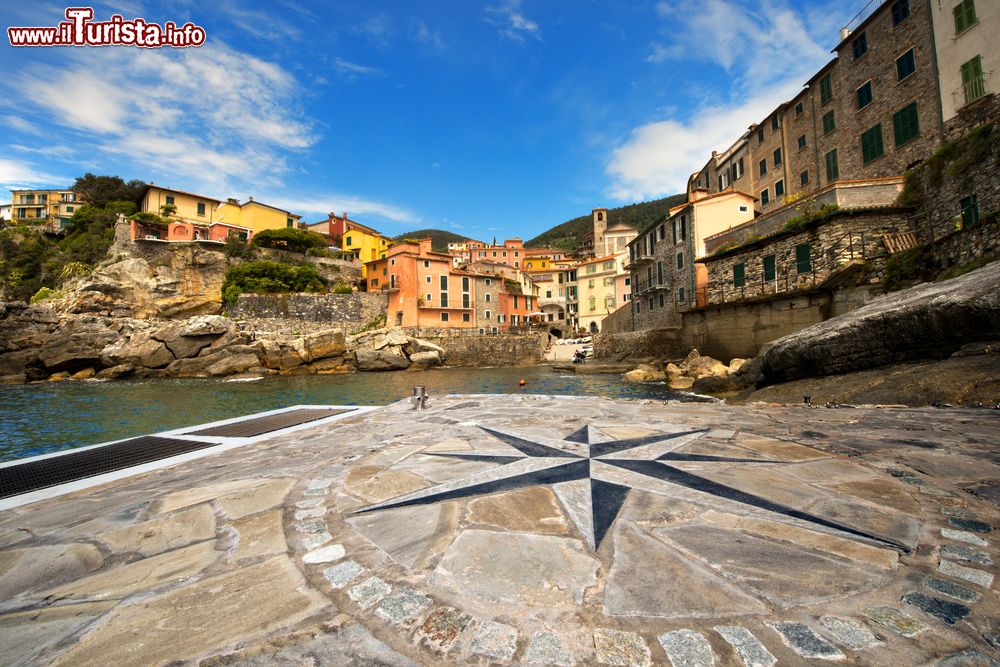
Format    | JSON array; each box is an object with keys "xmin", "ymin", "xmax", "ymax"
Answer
[
  {"xmin": 0, "ymin": 302, "xmax": 445, "ymax": 384},
  {"xmin": 755, "ymin": 260, "xmax": 1000, "ymax": 385}
]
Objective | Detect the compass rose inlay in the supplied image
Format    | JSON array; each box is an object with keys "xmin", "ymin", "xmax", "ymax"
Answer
[{"xmin": 353, "ymin": 423, "xmax": 909, "ymax": 552}]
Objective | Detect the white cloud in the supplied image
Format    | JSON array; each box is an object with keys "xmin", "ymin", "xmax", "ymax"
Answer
[
  {"xmin": 9, "ymin": 42, "xmax": 317, "ymax": 193},
  {"xmin": 2, "ymin": 115, "xmax": 45, "ymax": 136},
  {"xmin": 332, "ymin": 57, "xmax": 382, "ymax": 79},
  {"xmin": 0, "ymin": 158, "xmax": 69, "ymax": 192},
  {"xmin": 413, "ymin": 20, "xmax": 445, "ymax": 50},
  {"xmin": 261, "ymin": 193, "xmax": 419, "ymax": 226},
  {"xmin": 485, "ymin": 0, "xmax": 541, "ymax": 42},
  {"xmin": 215, "ymin": 2, "xmax": 302, "ymax": 42},
  {"xmin": 608, "ymin": 0, "xmax": 833, "ymax": 200},
  {"xmin": 353, "ymin": 14, "xmax": 394, "ymax": 47}
]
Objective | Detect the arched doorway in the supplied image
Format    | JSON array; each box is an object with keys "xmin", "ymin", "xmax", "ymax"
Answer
[
  {"xmin": 589, "ymin": 321, "xmax": 599, "ymax": 334},
  {"xmin": 549, "ymin": 327, "xmax": 563, "ymax": 339}
]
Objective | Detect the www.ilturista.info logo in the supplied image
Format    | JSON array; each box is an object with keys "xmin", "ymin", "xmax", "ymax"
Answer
[{"xmin": 8, "ymin": 7, "xmax": 206, "ymax": 48}]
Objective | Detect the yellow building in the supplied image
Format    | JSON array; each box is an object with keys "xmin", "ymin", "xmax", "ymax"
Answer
[
  {"xmin": 10, "ymin": 188, "xmax": 83, "ymax": 233},
  {"xmin": 575, "ymin": 253, "xmax": 628, "ymax": 334},
  {"xmin": 215, "ymin": 197, "xmax": 301, "ymax": 235},
  {"xmin": 140, "ymin": 185, "xmax": 221, "ymax": 226},
  {"xmin": 303, "ymin": 213, "xmax": 391, "ymax": 278}
]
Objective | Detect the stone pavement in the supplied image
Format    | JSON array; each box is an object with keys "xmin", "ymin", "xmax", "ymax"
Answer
[{"xmin": 1, "ymin": 395, "xmax": 1000, "ymax": 666}]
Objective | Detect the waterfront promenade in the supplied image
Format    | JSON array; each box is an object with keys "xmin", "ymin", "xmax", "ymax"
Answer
[{"xmin": 1, "ymin": 395, "xmax": 999, "ymax": 665}]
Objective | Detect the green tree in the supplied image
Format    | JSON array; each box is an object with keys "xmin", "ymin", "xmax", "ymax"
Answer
[
  {"xmin": 221, "ymin": 260, "xmax": 327, "ymax": 304},
  {"xmin": 72, "ymin": 173, "xmax": 146, "ymax": 209},
  {"xmin": 251, "ymin": 228, "xmax": 328, "ymax": 254}
]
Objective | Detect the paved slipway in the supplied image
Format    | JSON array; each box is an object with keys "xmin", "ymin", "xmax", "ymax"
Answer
[{"xmin": 2, "ymin": 395, "xmax": 1000, "ymax": 666}]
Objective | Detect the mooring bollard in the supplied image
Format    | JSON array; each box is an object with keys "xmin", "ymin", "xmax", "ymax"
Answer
[{"xmin": 412, "ymin": 385, "xmax": 428, "ymax": 410}]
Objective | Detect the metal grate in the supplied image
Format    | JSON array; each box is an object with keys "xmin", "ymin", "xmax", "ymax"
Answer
[
  {"xmin": 183, "ymin": 408, "xmax": 354, "ymax": 438},
  {"xmin": 0, "ymin": 436, "xmax": 220, "ymax": 499}
]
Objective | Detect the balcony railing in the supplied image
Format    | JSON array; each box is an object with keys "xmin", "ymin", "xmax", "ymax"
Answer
[
  {"xmin": 955, "ymin": 72, "xmax": 990, "ymax": 108},
  {"xmin": 843, "ymin": 0, "xmax": 887, "ymax": 34},
  {"xmin": 624, "ymin": 252, "xmax": 654, "ymax": 269}
]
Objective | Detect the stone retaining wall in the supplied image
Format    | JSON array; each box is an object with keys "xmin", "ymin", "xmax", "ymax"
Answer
[
  {"xmin": 231, "ymin": 293, "xmax": 387, "ymax": 334},
  {"xmin": 593, "ymin": 328, "xmax": 684, "ymax": 361},
  {"xmin": 416, "ymin": 332, "xmax": 547, "ymax": 366}
]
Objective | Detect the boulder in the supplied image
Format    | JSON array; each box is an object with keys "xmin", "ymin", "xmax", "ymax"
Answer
[
  {"xmin": 407, "ymin": 337, "xmax": 447, "ymax": 360},
  {"xmin": 668, "ymin": 375, "xmax": 695, "ymax": 390},
  {"xmin": 355, "ymin": 347, "xmax": 411, "ymax": 371},
  {"xmin": 71, "ymin": 367, "xmax": 96, "ymax": 380},
  {"xmin": 692, "ymin": 374, "xmax": 747, "ymax": 394},
  {"xmin": 38, "ymin": 319, "xmax": 118, "ymax": 371},
  {"xmin": 260, "ymin": 341, "xmax": 305, "ymax": 371},
  {"xmin": 296, "ymin": 330, "xmax": 346, "ymax": 362},
  {"xmin": 100, "ymin": 337, "xmax": 175, "ymax": 369},
  {"xmin": 728, "ymin": 358, "xmax": 748, "ymax": 373},
  {"xmin": 409, "ymin": 351, "xmax": 442, "ymax": 368},
  {"xmin": 309, "ymin": 357, "xmax": 351, "ymax": 373},
  {"xmin": 0, "ymin": 373, "xmax": 27, "ymax": 384},
  {"xmin": 683, "ymin": 353, "xmax": 729, "ymax": 379},
  {"xmin": 165, "ymin": 335, "xmax": 217, "ymax": 360},
  {"xmin": 0, "ymin": 349, "xmax": 39, "ymax": 376},
  {"xmin": 623, "ymin": 364, "xmax": 666, "ymax": 383},
  {"xmin": 759, "ymin": 260, "xmax": 1000, "ymax": 385},
  {"xmin": 181, "ymin": 315, "xmax": 230, "ymax": 337},
  {"xmin": 95, "ymin": 364, "xmax": 135, "ymax": 380},
  {"xmin": 373, "ymin": 328, "xmax": 410, "ymax": 350}
]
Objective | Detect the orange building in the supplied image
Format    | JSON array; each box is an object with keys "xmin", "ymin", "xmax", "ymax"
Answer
[
  {"xmin": 468, "ymin": 238, "xmax": 525, "ymax": 268},
  {"xmin": 368, "ymin": 238, "xmax": 539, "ymax": 330}
]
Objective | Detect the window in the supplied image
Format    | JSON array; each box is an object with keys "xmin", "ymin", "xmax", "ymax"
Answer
[
  {"xmin": 826, "ymin": 149, "xmax": 840, "ymax": 180},
  {"xmin": 800, "ymin": 170, "xmax": 810, "ymax": 186},
  {"xmin": 852, "ymin": 31, "xmax": 868, "ymax": 60},
  {"xmin": 462, "ymin": 276, "xmax": 470, "ymax": 291},
  {"xmin": 960, "ymin": 195, "xmax": 980, "ymax": 227},
  {"xmin": 463, "ymin": 313, "xmax": 470, "ymax": 322},
  {"xmin": 66, "ymin": 206, "xmax": 74, "ymax": 213},
  {"xmin": 514, "ymin": 295, "xmax": 520, "ymax": 308},
  {"xmin": 440, "ymin": 292, "xmax": 448, "ymax": 307},
  {"xmin": 892, "ymin": 102, "xmax": 920, "ymax": 146},
  {"xmin": 485, "ymin": 293, "xmax": 491, "ymax": 302},
  {"xmin": 735, "ymin": 157, "xmax": 745, "ymax": 179},
  {"xmin": 775, "ymin": 180, "xmax": 785, "ymax": 197},
  {"xmin": 485, "ymin": 310, "xmax": 492, "ymax": 319},
  {"xmin": 657, "ymin": 223, "xmax": 665, "ymax": 241},
  {"xmin": 441, "ymin": 312, "xmax": 449, "ymax": 322},
  {"xmin": 773, "ymin": 147, "xmax": 782, "ymax": 165},
  {"xmin": 485, "ymin": 278, "xmax": 491, "ymax": 286},
  {"xmin": 861, "ymin": 124, "xmax": 885, "ymax": 164},
  {"xmin": 196, "ymin": 202, "xmax": 206, "ymax": 216},
  {"xmin": 462, "ymin": 293, "xmax": 470, "ymax": 308},
  {"xmin": 857, "ymin": 81, "xmax": 873, "ymax": 109},
  {"xmin": 676, "ymin": 253, "xmax": 684, "ymax": 269},
  {"xmin": 165, "ymin": 195, "xmax": 175, "ymax": 205},
  {"xmin": 822, "ymin": 110, "xmax": 836, "ymax": 134},
  {"xmin": 771, "ymin": 116, "xmax": 779, "ymax": 130},
  {"xmin": 588, "ymin": 279, "xmax": 595, "ymax": 288},
  {"xmin": 589, "ymin": 296, "xmax": 596, "ymax": 311},
  {"xmin": 759, "ymin": 158, "xmax": 768, "ymax": 177},
  {"xmin": 763, "ymin": 254, "xmax": 776, "ymax": 281},
  {"xmin": 603, "ymin": 277, "xmax": 615, "ymax": 286},
  {"xmin": 961, "ymin": 55, "xmax": 986, "ymax": 105},
  {"xmin": 820, "ymin": 74, "xmax": 833, "ymax": 105},
  {"xmin": 372, "ymin": 278, "xmax": 379, "ymax": 287},
  {"xmin": 346, "ymin": 236, "xmax": 353, "ymax": 246},
  {"xmin": 795, "ymin": 102, "xmax": 804, "ymax": 116},
  {"xmin": 440, "ymin": 275, "xmax": 448, "ymax": 290},
  {"xmin": 760, "ymin": 188, "xmax": 770, "ymax": 206},
  {"xmin": 678, "ymin": 287, "xmax": 685, "ymax": 303},
  {"xmin": 740, "ymin": 205, "xmax": 749, "ymax": 212},
  {"xmin": 954, "ymin": 0, "xmax": 977, "ymax": 34},
  {"xmin": 423, "ymin": 260, "xmax": 430, "ymax": 268},
  {"xmin": 425, "ymin": 293, "xmax": 432, "ymax": 302},
  {"xmin": 896, "ymin": 49, "xmax": 916, "ymax": 81},
  {"xmin": 797, "ymin": 135, "xmax": 807, "ymax": 150},
  {"xmin": 286, "ymin": 217, "xmax": 293, "ymax": 228},
  {"xmin": 659, "ymin": 294, "xmax": 665, "ymax": 308},
  {"xmin": 757, "ymin": 127, "xmax": 765, "ymax": 143},
  {"xmin": 891, "ymin": 0, "xmax": 910, "ymax": 26},
  {"xmin": 680, "ymin": 216, "xmax": 687, "ymax": 241},
  {"xmin": 657, "ymin": 261, "xmax": 664, "ymax": 285},
  {"xmin": 796, "ymin": 244, "xmax": 812, "ymax": 273},
  {"xmin": 426, "ymin": 275, "xmax": 432, "ymax": 284},
  {"xmin": 733, "ymin": 263, "xmax": 745, "ymax": 287}
]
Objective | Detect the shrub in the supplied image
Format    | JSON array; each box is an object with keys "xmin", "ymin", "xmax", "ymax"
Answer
[
  {"xmin": 130, "ymin": 211, "xmax": 167, "ymax": 226},
  {"xmin": 60, "ymin": 261, "xmax": 93, "ymax": 279},
  {"xmin": 883, "ymin": 245, "xmax": 940, "ymax": 292},
  {"xmin": 223, "ymin": 234, "xmax": 253, "ymax": 259},
  {"xmin": 30, "ymin": 286, "xmax": 62, "ymax": 303},
  {"xmin": 252, "ymin": 228, "xmax": 328, "ymax": 254},
  {"xmin": 221, "ymin": 260, "xmax": 327, "ymax": 304},
  {"xmin": 332, "ymin": 283, "xmax": 353, "ymax": 294}
]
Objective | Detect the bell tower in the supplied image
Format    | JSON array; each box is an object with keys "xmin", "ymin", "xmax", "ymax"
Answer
[{"xmin": 592, "ymin": 208, "xmax": 608, "ymax": 256}]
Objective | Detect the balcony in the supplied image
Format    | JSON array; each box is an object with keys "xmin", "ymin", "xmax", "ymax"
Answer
[
  {"xmin": 955, "ymin": 71, "xmax": 989, "ymax": 109},
  {"xmin": 632, "ymin": 280, "xmax": 669, "ymax": 295},
  {"xmin": 624, "ymin": 251, "xmax": 654, "ymax": 270}
]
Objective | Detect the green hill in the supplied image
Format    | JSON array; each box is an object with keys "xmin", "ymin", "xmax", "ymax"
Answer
[
  {"xmin": 392, "ymin": 229, "xmax": 474, "ymax": 253},
  {"xmin": 525, "ymin": 194, "xmax": 687, "ymax": 253}
]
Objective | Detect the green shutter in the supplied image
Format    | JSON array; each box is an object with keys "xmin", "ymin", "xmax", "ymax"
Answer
[
  {"xmin": 795, "ymin": 244, "xmax": 812, "ymax": 274},
  {"xmin": 954, "ymin": 0, "xmax": 977, "ymax": 34},
  {"xmin": 820, "ymin": 75, "xmax": 833, "ymax": 105},
  {"xmin": 892, "ymin": 103, "xmax": 919, "ymax": 146},
  {"xmin": 826, "ymin": 149, "xmax": 839, "ymax": 181},
  {"xmin": 861, "ymin": 124, "xmax": 884, "ymax": 164},
  {"xmin": 823, "ymin": 110, "xmax": 836, "ymax": 134},
  {"xmin": 733, "ymin": 263, "xmax": 745, "ymax": 287},
  {"xmin": 961, "ymin": 56, "xmax": 985, "ymax": 104},
  {"xmin": 763, "ymin": 255, "xmax": 776, "ymax": 281}
]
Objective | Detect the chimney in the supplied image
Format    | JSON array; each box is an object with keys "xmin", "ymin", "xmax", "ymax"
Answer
[
  {"xmin": 840, "ymin": 27, "xmax": 851, "ymax": 41},
  {"xmin": 248, "ymin": 196, "xmax": 254, "ymax": 202}
]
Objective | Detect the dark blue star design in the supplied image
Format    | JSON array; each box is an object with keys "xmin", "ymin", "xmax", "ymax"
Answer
[{"xmin": 353, "ymin": 424, "xmax": 909, "ymax": 552}]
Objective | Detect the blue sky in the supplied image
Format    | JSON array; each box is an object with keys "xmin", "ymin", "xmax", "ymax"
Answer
[{"xmin": 1, "ymin": 0, "xmax": 853, "ymax": 241}]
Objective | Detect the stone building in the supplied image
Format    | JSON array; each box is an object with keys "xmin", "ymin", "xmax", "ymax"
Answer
[{"xmin": 699, "ymin": 207, "xmax": 913, "ymax": 306}]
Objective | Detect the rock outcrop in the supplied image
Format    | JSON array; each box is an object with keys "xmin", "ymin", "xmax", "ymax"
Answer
[
  {"xmin": 0, "ymin": 305, "xmax": 447, "ymax": 383},
  {"xmin": 757, "ymin": 261, "xmax": 1000, "ymax": 386},
  {"xmin": 623, "ymin": 349, "xmax": 742, "ymax": 390}
]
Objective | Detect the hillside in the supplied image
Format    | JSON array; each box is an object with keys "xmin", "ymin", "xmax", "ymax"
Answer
[
  {"xmin": 392, "ymin": 229, "xmax": 474, "ymax": 253},
  {"xmin": 525, "ymin": 194, "xmax": 687, "ymax": 252}
]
